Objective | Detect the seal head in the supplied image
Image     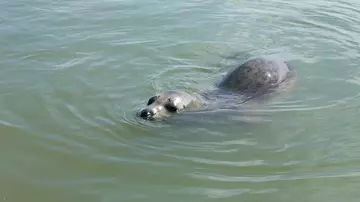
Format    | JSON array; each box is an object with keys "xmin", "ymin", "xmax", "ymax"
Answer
[{"xmin": 139, "ymin": 90, "xmax": 199, "ymax": 120}]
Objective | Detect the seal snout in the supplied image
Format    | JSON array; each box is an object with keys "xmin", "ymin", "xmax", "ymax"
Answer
[{"xmin": 139, "ymin": 108, "xmax": 155, "ymax": 119}]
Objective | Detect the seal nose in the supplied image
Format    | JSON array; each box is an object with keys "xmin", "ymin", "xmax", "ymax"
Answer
[{"xmin": 139, "ymin": 109, "xmax": 155, "ymax": 119}]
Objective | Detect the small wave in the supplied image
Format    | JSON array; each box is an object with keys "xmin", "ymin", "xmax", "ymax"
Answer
[
  {"xmin": 189, "ymin": 170, "xmax": 360, "ymax": 183},
  {"xmin": 168, "ymin": 155, "xmax": 265, "ymax": 167}
]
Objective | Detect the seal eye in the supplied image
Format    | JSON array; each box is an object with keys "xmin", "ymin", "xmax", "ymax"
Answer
[
  {"xmin": 164, "ymin": 104, "xmax": 177, "ymax": 113},
  {"xmin": 147, "ymin": 96, "xmax": 158, "ymax": 106}
]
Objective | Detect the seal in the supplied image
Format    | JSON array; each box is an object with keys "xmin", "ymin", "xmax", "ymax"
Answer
[{"xmin": 138, "ymin": 55, "xmax": 296, "ymax": 120}]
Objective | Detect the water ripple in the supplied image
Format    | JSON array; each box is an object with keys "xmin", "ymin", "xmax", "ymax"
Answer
[
  {"xmin": 190, "ymin": 170, "xmax": 360, "ymax": 183},
  {"xmin": 169, "ymin": 155, "xmax": 265, "ymax": 167},
  {"xmin": 2, "ymin": 0, "xmax": 360, "ymax": 200}
]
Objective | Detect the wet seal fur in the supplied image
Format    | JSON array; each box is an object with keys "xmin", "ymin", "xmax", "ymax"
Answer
[{"xmin": 138, "ymin": 55, "xmax": 296, "ymax": 120}]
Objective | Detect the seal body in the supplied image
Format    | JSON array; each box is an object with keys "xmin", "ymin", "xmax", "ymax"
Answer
[
  {"xmin": 139, "ymin": 56, "xmax": 296, "ymax": 120},
  {"xmin": 218, "ymin": 56, "xmax": 294, "ymax": 95}
]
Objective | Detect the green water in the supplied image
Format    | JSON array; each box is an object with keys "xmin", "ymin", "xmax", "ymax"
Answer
[{"xmin": 1, "ymin": 0, "xmax": 360, "ymax": 201}]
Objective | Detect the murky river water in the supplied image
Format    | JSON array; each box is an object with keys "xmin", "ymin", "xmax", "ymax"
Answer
[{"xmin": 1, "ymin": 0, "xmax": 360, "ymax": 201}]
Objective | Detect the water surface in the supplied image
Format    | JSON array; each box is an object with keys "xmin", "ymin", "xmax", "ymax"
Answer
[{"xmin": 1, "ymin": 0, "xmax": 360, "ymax": 201}]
